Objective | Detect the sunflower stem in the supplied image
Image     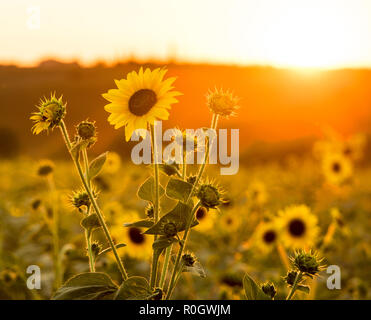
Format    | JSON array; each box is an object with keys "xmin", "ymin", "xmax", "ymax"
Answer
[
  {"xmin": 149, "ymin": 124, "xmax": 161, "ymax": 289},
  {"xmin": 165, "ymin": 114, "xmax": 218, "ymax": 299},
  {"xmin": 286, "ymin": 271, "xmax": 302, "ymax": 300},
  {"xmin": 59, "ymin": 121, "xmax": 128, "ymax": 280},
  {"xmin": 82, "ymin": 148, "xmax": 96, "ymax": 272}
]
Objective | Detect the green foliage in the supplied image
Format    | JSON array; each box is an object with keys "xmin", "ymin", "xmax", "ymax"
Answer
[
  {"xmin": 144, "ymin": 202, "xmax": 198, "ymax": 236},
  {"xmin": 114, "ymin": 276, "xmax": 152, "ymax": 300},
  {"xmin": 137, "ymin": 176, "xmax": 165, "ymax": 203},
  {"xmin": 243, "ymin": 273, "xmax": 271, "ymax": 300},
  {"xmin": 52, "ymin": 272, "xmax": 117, "ymax": 300},
  {"xmin": 123, "ymin": 219, "xmax": 155, "ymax": 228},
  {"xmin": 88, "ymin": 152, "xmax": 107, "ymax": 179},
  {"xmin": 166, "ymin": 178, "xmax": 193, "ymax": 203}
]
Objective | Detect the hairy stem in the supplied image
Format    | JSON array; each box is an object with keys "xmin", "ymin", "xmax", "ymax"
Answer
[
  {"xmin": 166, "ymin": 114, "xmax": 218, "ymax": 299},
  {"xmin": 149, "ymin": 124, "xmax": 161, "ymax": 289},
  {"xmin": 59, "ymin": 121, "xmax": 128, "ymax": 280},
  {"xmin": 82, "ymin": 148, "xmax": 96, "ymax": 272},
  {"xmin": 286, "ymin": 271, "xmax": 302, "ymax": 300}
]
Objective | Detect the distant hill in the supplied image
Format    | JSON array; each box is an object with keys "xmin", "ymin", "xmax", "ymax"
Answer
[{"xmin": 0, "ymin": 60, "xmax": 370, "ymax": 160}]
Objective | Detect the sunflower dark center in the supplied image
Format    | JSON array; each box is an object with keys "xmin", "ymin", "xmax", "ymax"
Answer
[
  {"xmin": 196, "ymin": 207, "xmax": 207, "ymax": 220},
  {"xmin": 332, "ymin": 162, "xmax": 341, "ymax": 173},
  {"xmin": 128, "ymin": 227, "xmax": 145, "ymax": 244},
  {"xmin": 263, "ymin": 230, "xmax": 277, "ymax": 243},
  {"xmin": 288, "ymin": 219, "xmax": 306, "ymax": 237},
  {"xmin": 128, "ymin": 89, "xmax": 157, "ymax": 116}
]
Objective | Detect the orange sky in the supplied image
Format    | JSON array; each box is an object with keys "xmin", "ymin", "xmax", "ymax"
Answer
[{"xmin": 1, "ymin": 0, "xmax": 371, "ymax": 68}]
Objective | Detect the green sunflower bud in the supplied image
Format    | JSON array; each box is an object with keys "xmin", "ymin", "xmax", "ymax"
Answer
[
  {"xmin": 292, "ymin": 249, "xmax": 325, "ymax": 278},
  {"xmin": 261, "ymin": 281, "xmax": 277, "ymax": 299},
  {"xmin": 197, "ymin": 184, "xmax": 223, "ymax": 209}
]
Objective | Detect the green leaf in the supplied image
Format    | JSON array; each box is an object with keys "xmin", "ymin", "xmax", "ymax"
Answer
[
  {"xmin": 152, "ymin": 236, "xmax": 178, "ymax": 251},
  {"xmin": 70, "ymin": 140, "xmax": 90, "ymax": 160},
  {"xmin": 114, "ymin": 276, "xmax": 152, "ymax": 300},
  {"xmin": 144, "ymin": 202, "xmax": 198, "ymax": 236},
  {"xmin": 297, "ymin": 284, "xmax": 310, "ymax": 294},
  {"xmin": 243, "ymin": 273, "xmax": 270, "ymax": 300},
  {"xmin": 88, "ymin": 152, "xmax": 107, "ymax": 179},
  {"xmin": 123, "ymin": 219, "xmax": 154, "ymax": 228},
  {"xmin": 166, "ymin": 178, "xmax": 193, "ymax": 203},
  {"xmin": 80, "ymin": 213, "xmax": 101, "ymax": 232},
  {"xmin": 137, "ymin": 176, "xmax": 165, "ymax": 203},
  {"xmin": 97, "ymin": 243, "xmax": 126, "ymax": 257},
  {"xmin": 52, "ymin": 272, "xmax": 117, "ymax": 300}
]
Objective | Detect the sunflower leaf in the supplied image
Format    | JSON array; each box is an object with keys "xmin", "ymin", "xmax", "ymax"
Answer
[
  {"xmin": 297, "ymin": 284, "xmax": 310, "ymax": 294},
  {"xmin": 88, "ymin": 152, "xmax": 107, "ymax": 180},
  {"xmin": 152, "ymin": 236, "xmax": 178, "ymax": 252},
  {"xmin": 143, "ymin": 201, "xmax": 198, "ymax": 236},
  {"xmin": 137, "ymin": 176, "xmax": 165, "ymax": 203},
  {"xmin": 52, "ymin": 272, "xmax": 117, "ymax": 300},
  {"xmin": 123, "ymin": 219, "xmax": 154, "ymax": 228},
  {"xmin": 114, "ymin": 276, "xmax": 152, "ymax": 300},
  {"xmin": 166, "ymin": 178, "xmax": 193, "ymax": 203},
  {"xmin": 243, "ymin": 273, "xmax": 270, "ymax": 300},
  {"xmin": 97, "ymin": 243, "xmax": 127, "ymax": 257}
]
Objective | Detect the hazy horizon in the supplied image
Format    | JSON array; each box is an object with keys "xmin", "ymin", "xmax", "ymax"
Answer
[{"xmin": 2, "ymin": 0, "xmax": 371, "ymax": 69}]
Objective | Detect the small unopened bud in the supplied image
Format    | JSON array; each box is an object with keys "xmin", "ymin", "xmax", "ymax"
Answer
[{"xmin": 261, "ymin": 281, "xmax": 277, "ymax": 299}]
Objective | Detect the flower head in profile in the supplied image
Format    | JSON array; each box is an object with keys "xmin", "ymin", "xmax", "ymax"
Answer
[
  {"xmin": 30, "ymin": 93, "xmax": 66, "ymax": 134},
  {"xmin": 102, "ymin": 67, "xmax": 182, "ymax": 141},
  {"xmin": 206, "ymin": 88, "xmax": 239, "ymax": 118},
  {"xmin": 277, "ymin": 205, "xmax": 319, "ymax": 249}
]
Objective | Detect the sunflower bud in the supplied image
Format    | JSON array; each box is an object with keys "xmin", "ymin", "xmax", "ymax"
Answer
[
  {"xmin": 291, "ymin": 250, "xmax": 325, "ymax": 278},
  {"xmin": 159, "ymin": 162, "xmax": 179, "ymax": 176},
  {"xmin": 182, "ymin": 253, "xmax": 196, "ymax": 267},
  {"xmin": 187, "ymin": 175, "xmax": 197, "ymax": 185},
  {"xmin": 90, "ymin": 241, "xmax": 102, "ymax": 258},
  {"xmin": 197, "ymin": 184, "xmax": 223, "ymax": 209},
  {"xmin": 30, "ymin": 94, "xmax": 66, "ymax": 134},
  {"xmin": 145, "ymin": 203, "xmax": 154, "ymax": 219},
  {"xmin": 206, "ymin": 88, "xmax": 239, "ymax": 118},
  {"xmin": 283, "ymin": 270, "xmax": 301, "ymax": 286},
  {"xmin": 76, "ymin": 120, "xmax": 97, "ymax": 148},
  {"xmin": 261, "ymin": 281, "xmax": 277, "ymax": 299},
  {"xmin": 71, "ymin": 189, "xmax": 91, "ymax": 210}
]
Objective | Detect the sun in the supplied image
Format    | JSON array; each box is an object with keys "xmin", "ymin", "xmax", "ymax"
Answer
[{"xmin": 228, "ymin": 0, "xmax": 363, "ymax": 69}]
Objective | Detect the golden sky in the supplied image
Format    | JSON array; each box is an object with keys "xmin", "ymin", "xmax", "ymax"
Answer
[{"xmin": 1, "ymin": 0, "xmax": 371, "ymax": 68}]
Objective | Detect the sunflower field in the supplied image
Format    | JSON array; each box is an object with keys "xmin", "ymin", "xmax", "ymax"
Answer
[{"xmin": 0, "ymin": 66, "xmax": 370, "ymax": 301}]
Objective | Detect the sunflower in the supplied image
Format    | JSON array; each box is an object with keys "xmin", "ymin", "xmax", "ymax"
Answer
[
  {"xmin": 322, "ymin": 153, "xmax": 353, "ymax": 185},
  {"xmin": 110, "ymin": 210, "xmax": 151, "ymax": 259},
  {"xmin": 219, "ymin": 211, "xmax": 240, "ymax": 232},
  {"xmin": 277, "ymin": 205, "xmax": 319, "ymax": 249},
  {"xmin": 206, "ymin": 88, "xmax": 239, "ymax": 118},
  {"xmin": 102, "ymin": 67, "xmax": 182, "ymax": 141},
  {"xmin": 194, "ymin": 206, "xmax": 215, "ymax": 232},
  {"xmin": 253, "ymin": 221, "xmax": 279, "ymax": 253},
  {"xmin": 246, "ymin": 181, "xmax": 268, "ymax": 206},
  {"xmin": 103, "ymin": 152, "xmax": 121, "ymax": 174}
]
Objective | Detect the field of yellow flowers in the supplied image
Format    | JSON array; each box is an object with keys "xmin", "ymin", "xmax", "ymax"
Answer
[{"xmin": 0, "ymin": 67, "xmax": 370, "ymax": 300}]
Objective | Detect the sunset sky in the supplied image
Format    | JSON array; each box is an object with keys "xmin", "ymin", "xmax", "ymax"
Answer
[{"xmin": 1, "ymin": 0, "xmax": 371, "ymax": 68}]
